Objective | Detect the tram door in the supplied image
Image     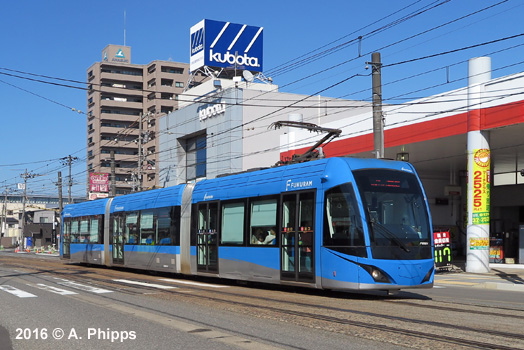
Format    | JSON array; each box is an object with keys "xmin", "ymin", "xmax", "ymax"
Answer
[
  {"xmin": 111, "ymin": 214, "xmax": 125, "ymax": 265},
  {"xmin": 196, "ymin": 202, "xmax": 219, "ymax": 273},
  {"xmin": 281, "ymin": 192, "xmax": 315, "ymax": 282}
]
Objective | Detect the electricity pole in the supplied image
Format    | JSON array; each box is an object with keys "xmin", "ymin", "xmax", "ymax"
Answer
[
  {"xmin": 367, "ymin": 52, "xmax": 384, "ymax": 159},
  {"xmin": 19, "ymin": 170, "xmax": 39, "ymax": 250},
  {"xmin": 110, "ymin": 150, "xmax": 116, "ymax": 197},
  {"xmin": 137, "ymin": 113, "xmax": 143, "ymax": 192},
  {"xmin": 57, "ymin": 171, "xmax": 63, "ymax": 247},
  {"xmin": 1, "ymin": 188, "xmax": 9, "ymax": 238},
  {"xmin": 58, "ymin": 171, "xmax": 63, "ymax": 213},
  {"xmin": 61, "ymin": 155, "xmax": 78, "ymax": 204}
]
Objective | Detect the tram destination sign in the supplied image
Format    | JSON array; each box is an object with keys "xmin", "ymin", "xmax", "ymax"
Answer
[{"xmin": 190, "ymin": 19, "xmax": 263, "ymax": 73}]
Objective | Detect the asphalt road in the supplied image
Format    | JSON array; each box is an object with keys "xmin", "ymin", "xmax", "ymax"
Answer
[{"xmin": 0, "ymin": 254, "xmax": 410, "ymax": 350}]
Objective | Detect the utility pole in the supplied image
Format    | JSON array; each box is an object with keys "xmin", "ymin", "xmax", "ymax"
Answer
[
  {"xmin": 110, "ymin": 150, "xmax": 116, "ymax": 197},
  {"xmin": 58, "ymin": 172, "xmax": 63, "ymax": 213},
  {"xmin": 61, "ymin": 155, "xmax": 78, "ymax": 204},
  {"xmin": 136, "ymin": 112, "xmax": 151, "ymax": 192},
  {"xmin": 57, "ymin": 171, "xmax": 63, "ymax": 247},
  {"xmin": 1, "ymin": 188, "xmax": 8, "ymax": 238},
  {"xmin": 137, "ymin": 113, "xmax": 143, "ymax": 192},
  {"xmin": 367, "ymin": 52, "xmax": 384, "ymax": 159},
  {"xmin": 19, "ymin": 170, "xmax": 39, "ymax": 250}
]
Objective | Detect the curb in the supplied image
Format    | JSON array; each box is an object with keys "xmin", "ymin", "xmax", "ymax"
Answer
[{"xmin": 476, "ymin": 282, "xmax": 524, "ymax": 292}]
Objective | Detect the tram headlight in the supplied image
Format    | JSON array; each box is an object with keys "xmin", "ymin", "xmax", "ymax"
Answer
[{"xmin": 362, "ymin": 265, "xmax": 391, "ymax": 283}]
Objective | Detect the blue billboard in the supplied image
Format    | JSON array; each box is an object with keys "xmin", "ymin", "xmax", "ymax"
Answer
[{"xmin": 190, "ymin": 19, "xmax": 263, "ymax": 73}]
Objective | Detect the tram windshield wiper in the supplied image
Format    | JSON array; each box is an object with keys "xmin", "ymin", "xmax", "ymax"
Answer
[{"xmin": 369, "ymin": 219, "xmax": 411, "ymax": 253}]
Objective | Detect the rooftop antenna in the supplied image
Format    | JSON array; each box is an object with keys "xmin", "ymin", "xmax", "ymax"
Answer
[{"xmin": 124, "ymin": 10, "xmax": 126, "ymax": 46}]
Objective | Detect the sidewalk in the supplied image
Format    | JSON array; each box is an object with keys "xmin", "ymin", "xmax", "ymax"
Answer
[
  {"xmin": 0, "ymin": 247, "xmax": 60, "ymax": 257},
  {"xmin": 435, "ymin": 260, "xmax": 524, "ymax": 292}
]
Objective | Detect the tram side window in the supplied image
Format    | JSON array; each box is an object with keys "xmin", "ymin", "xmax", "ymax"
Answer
[
  {"xmin": 63, "ymin": 219, "xmax": 71, "ymax": 241},
  {"xmin": 89, "ymin": 216, "xmax": 101, "ymax": 244},
  {"xmin": 221, "ymin": 201, "xmax": 245, "ymax": 245},
  {"xmin": 250, "ymin": 198, "xmax": 277, "ymax": 245},
  {"xmin": 157, "ymin": 207, "xmax": 177, "ymax": 245},
  {"xmin": 70, "ymin": 220, "xmax": 80, "ymax": 243},
  {"xmin": 140, "ymin": 210, "xmax": 155, "ymax": 244},
  {"xmin": 79, "ymin": 218, "xmax": 89, "ymax": 243},
  {"xmin": 324, "ymin": 183, "xmax": 365, "ymax": 248},
  {"xmin": 126, "ymin": 212, "xmax": 139, "ymax": 244}
]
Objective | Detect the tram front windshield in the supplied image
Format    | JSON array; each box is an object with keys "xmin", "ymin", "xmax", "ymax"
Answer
[{"xmin": 353, "ymin": 169, "xmax": 432, "ymax": 260}]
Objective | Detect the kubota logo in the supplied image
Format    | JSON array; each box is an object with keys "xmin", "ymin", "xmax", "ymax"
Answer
[
  {"xmin": 209, "ymin": 49, "xmax": 260, "ymax": 68},
  {"xmin": 191, "ymin": 28, "xmax": 204, "ymax": 55}
]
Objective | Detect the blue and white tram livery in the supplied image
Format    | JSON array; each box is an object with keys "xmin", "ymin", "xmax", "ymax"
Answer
[{"xmin": 61, "ymin": 157, "xmax": 434, "ymax": 292}]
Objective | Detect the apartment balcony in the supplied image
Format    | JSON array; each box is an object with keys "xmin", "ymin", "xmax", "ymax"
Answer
[
  {"xmin": 99, "ymin": 126, "xmax": 139, "ymax": 136},
  {"xmin": 99, "ymin": 99, "xmax": 143, "ymax": 110},
  {"xmin": 100, "ymin": 71, "xmax": 143, "ymax": 83}
]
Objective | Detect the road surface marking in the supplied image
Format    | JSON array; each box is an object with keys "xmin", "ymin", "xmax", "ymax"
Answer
[
  {"xmin": 158, "ymin": 278, "xmax": 229, "ymax": 288},
  {"xmin": 113, "ymin": 279, "xmax": 178, "ymax": 289},
  {"xmin": 29, "ymin": 283, "xmax": 78, "ymax": 295},
  {"xmin": 54, "ymin": 278, "xmax": 113, "ymax": 294},
  {"xmin": 0, "ymin": 285, "xmax": 37, "ymax": 298}
]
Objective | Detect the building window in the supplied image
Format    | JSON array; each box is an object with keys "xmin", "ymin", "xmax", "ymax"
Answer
[
  {"xmin": 175, "ymin": 82, "xmax": 184, "ymax": 88},
  {"xmin": 185, "ymin": 135, "xmax": 206, "ymax": 181},
  {"xmin": 161, "ymin": 79, "xmax": 173, "ymax": 87},
  {"xmin": 161, "ymin": 66, "xmax": 183, "ymax": 74}
]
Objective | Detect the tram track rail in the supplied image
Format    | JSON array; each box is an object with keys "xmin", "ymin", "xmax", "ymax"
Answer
[{"xmin": 2, "ymin": 257, "xmax": 524, "ymax": 349}]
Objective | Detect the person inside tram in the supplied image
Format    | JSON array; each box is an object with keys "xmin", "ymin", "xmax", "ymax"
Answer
[
  {"xmin": 262, "ymin": 228, "xmax": 276, "ymax": 245},
  {"xmin": 253, "ymin": 228, "xmax": 276, "ymax": 245}
]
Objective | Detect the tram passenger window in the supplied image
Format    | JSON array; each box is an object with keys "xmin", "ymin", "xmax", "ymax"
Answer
[
  {"xmin": 323, "ymin": 184, "xmax": 365, "ymax": 247},
  {"xmin": 249, "ymin": 198, "xmax": 277, "ymax": 245},
  {"xmin": 70, "ymin": 220, "xmax": 80, "ymax": 243},
  {"xmin": 158, "ymin": 207, "xmax": 178, "ymax": 245},
  {"xmin": 221, "ymin": 202, "xmax": 244, "ymax": 245},
  {"xmin": 89, "ymin": 217, "xmax": 100, "ymax": 243},
  {"xmin": 140, "ymin": 210, "xmax": 155, "ymax": 245},
  {"xmin": 63, "ymin": 220, "xmax": 71, "ymax": 242},
  {"xmin": 126, "ymin": 212, "xmax": 138, "ymax": 245},
  {"xmin": 79, "ymin": 218, "xmax": 89, "ymax": 243}
]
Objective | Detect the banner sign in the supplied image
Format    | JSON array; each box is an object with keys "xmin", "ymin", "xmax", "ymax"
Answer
[
  {"xmin": 471, "ymin": 149, "xmax": 490, "ymax": 225},
  {"xmin": 190, "ymin": 19, "xmax": 263, "ymax": 73},
  {"xmin": 433, "ymin": 231, "xmax": 452, "ymax": 267},
  {"xmin": 90, "ymin": 172, "xmax": 109, "ymax": 193},
  {"xmin": 469, "ymin": 237, "xmax": 489, "ymax": 250}
]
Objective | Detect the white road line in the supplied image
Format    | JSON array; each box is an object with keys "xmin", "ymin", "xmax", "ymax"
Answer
[
  {"xmin": 158, "ymin": 278, "xmax": 229, "ymax": 288},
  {"xmin": 54, "ymin": 278, "xmax": 113, "ymax": 294},
  {"xmin": 0, "ymin": 285, "xmax": 37, "ymax": 298},
  {"xmin": 113, "ymin": 279, "xmax": 178, "ymax": 290},
  {"xmin": 30, "ymin": 283, "xmax": 78, "ymax": 295}
]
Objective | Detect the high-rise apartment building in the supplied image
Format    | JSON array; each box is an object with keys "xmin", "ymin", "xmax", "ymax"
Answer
[{"xmin": 86, "ymin": 45, "xmax": 199, "ymax": 195}]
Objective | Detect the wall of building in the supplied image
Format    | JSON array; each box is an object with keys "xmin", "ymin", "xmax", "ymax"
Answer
[{"xmin": 86, "ymin": 45, "xmax": 195, "ymax": 195}]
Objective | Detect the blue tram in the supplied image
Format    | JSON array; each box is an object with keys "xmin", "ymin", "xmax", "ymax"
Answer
[{"xmin": 61, "ymin": 157, "xmax": 434, "ymax": 292}]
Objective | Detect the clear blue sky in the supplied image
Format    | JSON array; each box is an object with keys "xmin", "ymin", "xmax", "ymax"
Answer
[{"xmin": 0, "ymin": 0, "xmax": 523, "ymax": 198}]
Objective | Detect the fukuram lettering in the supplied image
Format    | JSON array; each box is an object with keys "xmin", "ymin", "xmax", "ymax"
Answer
[
  {"xmin": 209, "ymin": 50, "xmax": 260, "ymax": 68},
  {"xmin": 199, "ymin": 103, "xmax": 226, "ymax": 121},
  {"xmin": 203, "ymin": 193, "xmax": 214, "ymax": 200},
  {"xmin": 286, "ymin": 179, "xmax": 313, "ymax": 191}
]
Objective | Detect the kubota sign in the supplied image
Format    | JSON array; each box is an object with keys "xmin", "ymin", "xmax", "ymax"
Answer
[{"xmin": 190, "ymin": 19, "xmax": 263, "ymax": 73}]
